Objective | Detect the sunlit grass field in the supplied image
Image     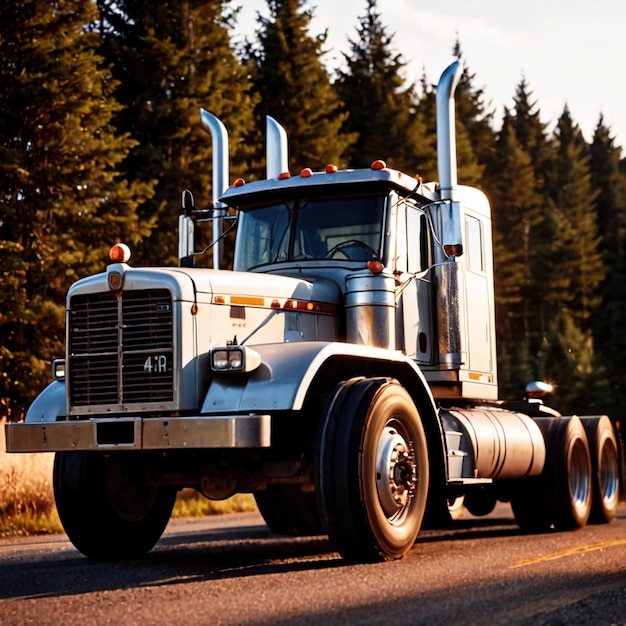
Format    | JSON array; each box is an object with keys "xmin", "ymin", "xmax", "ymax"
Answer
[{"xmin": 0, "ymin": 419, "xmax": 256, "ymax": 538}]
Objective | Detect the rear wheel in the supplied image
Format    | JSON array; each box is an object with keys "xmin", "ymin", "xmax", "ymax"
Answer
[
  {"xmin": 581, "ymin": 416, "xmax": 620, "ymax": 524},
  {"xmin": 315, "ymin": 378, "xmax": 429, "ymax": 562},
  {"xmin": 512, "ymin": 416, "xmax": 592, "ymax": 532},
  {"xmin": 53, "ymin": 451, "xmax": 176, "ymax": 560},
  {"xmin": 545, "ymin": 416, "xmax": 592, "ymax": 530}
]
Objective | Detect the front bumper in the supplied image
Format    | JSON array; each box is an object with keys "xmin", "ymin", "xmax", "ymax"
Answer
[{"xmin": 5, "ymin": 414, "xmax": 271, "ymax": 453}]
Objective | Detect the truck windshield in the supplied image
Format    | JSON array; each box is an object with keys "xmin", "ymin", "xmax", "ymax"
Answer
[{"xmin": 234, "ymin": 194, "xmax": 385, "ymax": 271}]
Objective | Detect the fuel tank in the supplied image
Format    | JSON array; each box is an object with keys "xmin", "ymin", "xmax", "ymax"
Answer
[{"xmin": 441, "ymin": 407, "xmax": 546, "ymax": 479}]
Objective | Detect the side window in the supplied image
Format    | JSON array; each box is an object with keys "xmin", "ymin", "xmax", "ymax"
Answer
[
  {"xmin": 395, "ymin": 202, "xmax": 407, "ymax": 273},
  {"xmin": 407, "ymin": 208, "xmax": 429, "ymax": 273},
  {"xmin": 465, "ymin": 215, "xmax": 484, "ymax": 273}
]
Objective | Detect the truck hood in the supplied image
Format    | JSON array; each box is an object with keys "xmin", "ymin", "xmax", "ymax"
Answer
[{"xmin": 68, "ymin": 264, "xmax": 342, "ymax": 307}]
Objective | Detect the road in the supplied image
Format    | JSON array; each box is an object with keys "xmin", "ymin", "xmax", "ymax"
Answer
[{"xmin": 1, "ymin": 503, "xmax": 625, "ymax": 625}]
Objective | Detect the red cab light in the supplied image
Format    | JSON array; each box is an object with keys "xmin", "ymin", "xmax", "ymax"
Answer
[
  {"xmin": 371, "ymin": 160, "xmax": 386, "ymax": 170},
  {"xmin": 109, "ymin": 243, "xmax": 131, "ymax": 263},
  {"xmin": 367, "ymin": 260, "xmax": 384, "ymax": 274}
]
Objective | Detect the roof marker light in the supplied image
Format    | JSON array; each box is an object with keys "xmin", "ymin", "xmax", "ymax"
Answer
[
  {"xmin": 371, "ymin": 160, "xmax": 386, "ymax": 170},
  {"xmin": 325, "ymin": 164, "xmax": 338, "ymax": 173},
  {"xmin": 278, "ymin": 171, "xmax": 291, "ymax": 180},
  {"xmin": 109, "ymin": 243, "xmax": 131, "ymax": 263},
  {"xmin": 301, "ymin": 167, "xmax": 313, "ymax": 178},
  {"xmin": 367, "ymin": 260, "xmax": 384, "ymax": 274},
  {"xmin": 233, "ymin": 178, "xmax": 246, "ymax": 187}
]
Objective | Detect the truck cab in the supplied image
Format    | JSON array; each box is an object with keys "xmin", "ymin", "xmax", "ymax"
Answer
[{"xmin": 5, "ymin": 61, "xmax": 622, "ymax": 564}]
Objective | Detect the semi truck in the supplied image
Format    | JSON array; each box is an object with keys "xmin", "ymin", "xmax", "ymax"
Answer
[{"xmin": 5, "ymin": 62, "xmax": 623, "ymax": 562}]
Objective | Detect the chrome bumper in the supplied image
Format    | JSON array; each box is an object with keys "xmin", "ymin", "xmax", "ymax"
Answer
[{"xmin": 5, "ymin": 414, "xmax": 271, "ymax": 453}]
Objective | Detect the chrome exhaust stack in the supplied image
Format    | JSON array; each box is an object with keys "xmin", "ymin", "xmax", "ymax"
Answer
[
  {"xmin": 434, "ymin": 61, "xmax": 463, "ymax": 253},
  {"xmin": 200, "ymin": 109, "xmax": 229, "ymax": 269},
  {"xmin": 266, "ymin": 116, "xmax": 288, "ymax": 179},
  {"xmin": 431, "ymin": 61, "xmax": 466, "ymax": 371},
  {"xmin": 436, "ymin": 61, "xmax": 462, "ymax": 203}
]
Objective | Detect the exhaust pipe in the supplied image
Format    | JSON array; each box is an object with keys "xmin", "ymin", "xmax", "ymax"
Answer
[
  {"xmin": 200, "ymin": 109, "xmax": 229, "ymax": 269},
  {"xmin": 436, "ymin": 61, "xmax": 462, "ymax": 202},
  {"xmin": 266, "ymin": 116, "xmax": 288, "ymax": 179},
  {"xmin": 433, "ymin": 61, "xmax": 465, "ymax": 369}
]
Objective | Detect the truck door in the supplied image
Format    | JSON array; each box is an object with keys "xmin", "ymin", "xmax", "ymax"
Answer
[
  {"xmin": 400, "ymin": 203, "xmax": 433, "ymax": 363},
  {"xmin": 464, "ymin": 212, "xmax": 494, "ymax": 374}
]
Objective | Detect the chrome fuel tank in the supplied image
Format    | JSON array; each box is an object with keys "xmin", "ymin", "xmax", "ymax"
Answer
[{"xmin": 441, "ymin": 407, "xmax": 546, "ymax": 479}]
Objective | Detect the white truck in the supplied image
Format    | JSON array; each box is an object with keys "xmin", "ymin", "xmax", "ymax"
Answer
[{"xmin": 5, "ymin": 62, "xmax": 623, "ymax": 562}]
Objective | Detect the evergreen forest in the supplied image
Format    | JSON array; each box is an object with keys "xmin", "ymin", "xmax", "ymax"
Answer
[{"xmin": 2, "ymin": 0, "xmax": 626, "ymax": 422}]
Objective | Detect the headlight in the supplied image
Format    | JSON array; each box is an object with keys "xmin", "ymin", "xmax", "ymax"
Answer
[
  {"xmin": 52, "ymin": 359, "xmax": 66, "ymax": 381},
  {"xmin": 210, "ymin": 346, "xmax": 261, "ymax": 373}
]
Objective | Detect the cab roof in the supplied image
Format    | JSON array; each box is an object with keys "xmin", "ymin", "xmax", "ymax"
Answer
[{"xmin": 219, "ymin": 166, "xmax": 440, "ymax": 208}]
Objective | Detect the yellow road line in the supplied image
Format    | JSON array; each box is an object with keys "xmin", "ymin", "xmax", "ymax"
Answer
[{"xmin": 509, "ymin": 538, "xmax": 626, "ymax": 569}]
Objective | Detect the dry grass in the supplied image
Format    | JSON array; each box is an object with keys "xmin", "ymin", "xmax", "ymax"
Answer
[
  {"xmin": 172, "ymin": 489, "xmax": 257, "ymax": 518},
  {"xmin": 0, "ymin": 419, "xmax": 257, "ymax": 537},
  {"xmin": 0, "ymin": 419, "xmax": 62, "ymax": 536}
]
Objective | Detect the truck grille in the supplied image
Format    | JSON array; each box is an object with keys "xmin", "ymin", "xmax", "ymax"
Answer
[{"xmin": 68, "ymin": 289, "xmax": 174, "ymax": 407}]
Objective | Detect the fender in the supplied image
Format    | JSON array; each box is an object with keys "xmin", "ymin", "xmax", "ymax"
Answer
[
  {"xmin": 23, "ymin": 380, "xmax": 66, "ymax": 423},
  {"xmin": 201, "ymin": 341, "xmax": 438, "ymax": 415}
]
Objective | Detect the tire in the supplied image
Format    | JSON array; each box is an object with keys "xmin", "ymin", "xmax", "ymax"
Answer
[
  {"xmin": 581, "ymin": 416, "xmax": 620, "ymax": 524},
  {"xmin": 315, "ymin": 378, "xmax": 429, "ymax": 562},
  {"xmin": 254, "ymin": 485, "xmax": 324, "ymax": 536},
  {"xmin": 539, "ymin": 416, "xmax": 592, "ymax": 530},
  {"xmin": 512, "ymin": 416, "xmax": 592, "ymax": 532},
  {"xmin": 53, "ymin": 451, "xmax": 176, "ymax": 560}
]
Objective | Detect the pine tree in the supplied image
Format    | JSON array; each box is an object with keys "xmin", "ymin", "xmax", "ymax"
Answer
[
  {"xmin": 451, "ymin": 40, "xmax": 495, "ymax": 186},
  {"xmin": 508, "ymin": 77, "xmax": 564, "ymax": 343},
  {"xmin": 0, "ymin": 0, "xmax": 151, "ymax": 419},
  {"xmin": 487, "ymin": 110, "xmax": 541, "ymax": 396},
  {"xmin": 97, "ymin": 0, "xmax": 257, "ymax": 266},
  {"xmin": 336, "ymin": 0, "xmax": 431, "ymax": 173},
  {"xmin": 248, "ymin": 0, "xmax": 353, "ymax": 172},
  {"xmin": 548, "ymin": 107, "xmax": 605, "ymax": 327},
  {"xmin": 537, "ymin": 312, "xmax": 608, "ymax": 414},
  {"xmin": 589, "ymin": 116, "xmax": 626, "ymax": 414},
  {"xmin": 511, "ymin": 77, "xmax": 551, "ymax": 168}
]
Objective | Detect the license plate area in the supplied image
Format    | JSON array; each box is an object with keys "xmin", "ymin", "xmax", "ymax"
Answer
[{"xmin": 95, "ymin": 418, "xmax": 141, "ymax": 447}]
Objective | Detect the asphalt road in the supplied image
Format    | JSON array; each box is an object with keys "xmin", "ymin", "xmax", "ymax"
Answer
[{"xmin": 1, "ymin": 503, "xmax": 625, "ymax": 625}]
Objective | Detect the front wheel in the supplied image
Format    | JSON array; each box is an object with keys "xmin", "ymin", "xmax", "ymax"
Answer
[
  {"xmin": 53, "ymin": 451, "xmax": 176, "ymax": 560},
  {"xmin": 315, "ymin": 378, "xmax": 429, "ymax": 562}
]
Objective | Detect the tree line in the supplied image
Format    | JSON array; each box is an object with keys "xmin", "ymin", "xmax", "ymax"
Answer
[{"xmin": 1, "ymin": 0, "xmax": 625, "ymax": 420}]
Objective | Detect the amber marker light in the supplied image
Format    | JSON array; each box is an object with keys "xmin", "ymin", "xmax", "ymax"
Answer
[
  {"xmin": 109, "ymin": 243, "xmax": 131, "ymax": 263},
  {"xmin": 367, "ymin": 260, "xmax": 384, "ymax": 273}
]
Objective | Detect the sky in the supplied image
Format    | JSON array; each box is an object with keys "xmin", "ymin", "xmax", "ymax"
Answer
[{"xmin": 235, "ymin": 0, "xmax": 626, "ymax": 154}]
